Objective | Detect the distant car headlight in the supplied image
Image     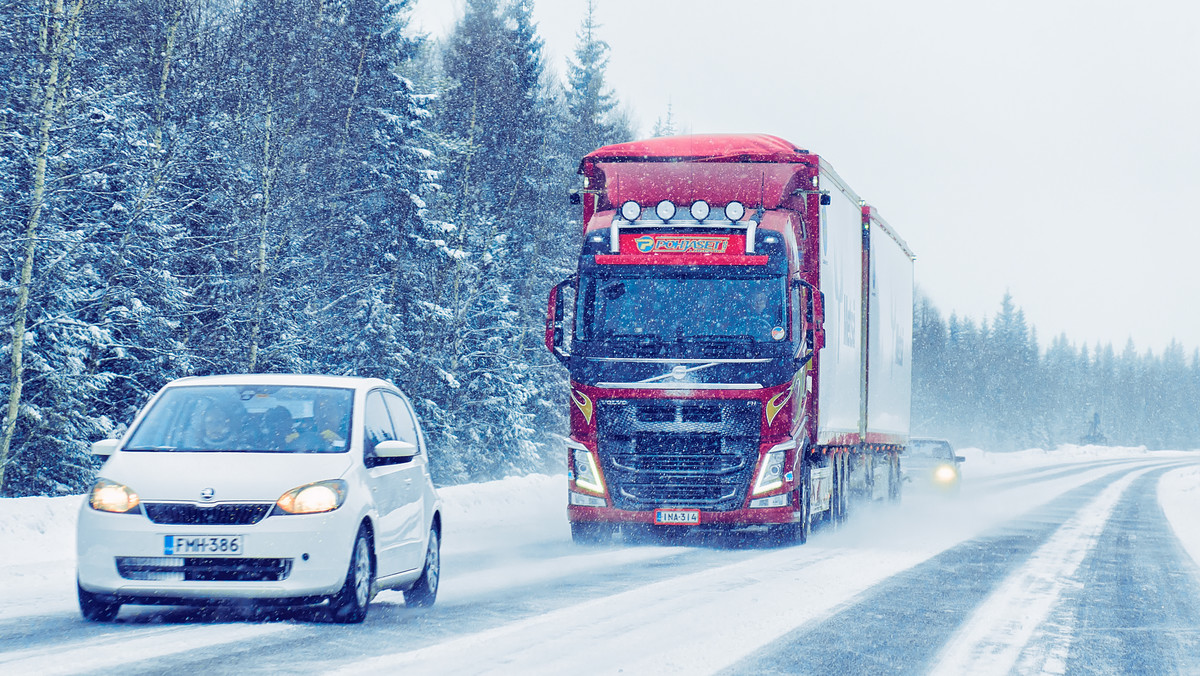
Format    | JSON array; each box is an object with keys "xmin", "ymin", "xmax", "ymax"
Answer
[
  {"xmin": 88, "ymin": 478, "xmax": 141, "ymax": 513},
  {"xmin": 934, "ymin": 465, "xmax": 958, "ymax": 483},
  {"xmin": 274, "ymin": 480, "xmax": 348, "ymax": 514}
]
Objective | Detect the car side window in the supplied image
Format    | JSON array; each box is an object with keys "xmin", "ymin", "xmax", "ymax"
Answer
[
  {"xmin": 363, "ymin": 391, "xmax": 397, "ymax": 467},
  {"xmin": 382, "ymin": 392, "xmax": 420, "ymax": 453}
]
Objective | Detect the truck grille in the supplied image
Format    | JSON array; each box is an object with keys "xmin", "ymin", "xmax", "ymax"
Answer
[
  {"xmin": 597, "ymin": 398, "xmax": 760, "ymax": 511},
  {"xmin": 143, "ymin": 503, "xmax": 272, "ymax": 526},
  {"xmin": 116, "ymin": 557, "xmax": 292, "ymax": 582}
]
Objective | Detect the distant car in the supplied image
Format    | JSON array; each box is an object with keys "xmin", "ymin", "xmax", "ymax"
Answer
[
  {"xmin": 902, "ymin": 438, "xmax": 965, "ymax": 492},
  {"xmin": 76, "ymin": 374, "xmax": 442, "ymax": 623}
]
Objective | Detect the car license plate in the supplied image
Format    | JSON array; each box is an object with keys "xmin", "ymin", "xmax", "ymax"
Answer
[
  {"xmin": 654, "ymin": 509, "xmax": 700, "ymax": 525},
  {"xmin": 164, "ymin": 535, "xmax": 244, "ymax": 556}
]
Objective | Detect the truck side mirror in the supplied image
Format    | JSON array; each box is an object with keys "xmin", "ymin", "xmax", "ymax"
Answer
[
  {"xmin": 811, "ymin": 290, "xmax": 826, "ymax": 351},
  {"xmin": 546, "ymin": 278, "xmax": 575, "ymax": 363},
  {"xmin": 795, "ymin": 280, "xmax": 826, "ymax": 353}
]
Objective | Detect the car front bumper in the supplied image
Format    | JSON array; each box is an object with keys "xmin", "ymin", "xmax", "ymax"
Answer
[{"xmin": 77, "ymin": 504, "xmax": 360, "ymax": 602}]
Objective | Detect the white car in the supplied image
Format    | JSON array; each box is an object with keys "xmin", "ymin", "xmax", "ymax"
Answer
[{"xmin": 76, "ymin": 374, "xmax": 442, "ymax": 623}]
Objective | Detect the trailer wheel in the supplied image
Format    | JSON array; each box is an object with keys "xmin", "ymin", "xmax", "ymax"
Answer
[
  {"xmin": 831, "ymin": 453, "xmax": 850, "ymax": 525},
  {"xmin": 888, "ymin": 453, "xmax": 902, "ymax": 503},
  {"xmin": 571, "ymin": 521, "xmax": 614, "ymax": 545}
]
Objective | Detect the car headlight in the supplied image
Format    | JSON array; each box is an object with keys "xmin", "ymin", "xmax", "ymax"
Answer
[
  {"xmin": 274, "ymin": 480, "xmax": 348, "ymax": 514},
  {"xmin": 753, "ymin": 451, "xmax": 786, "ymax": 495},
  {"xmin": 934, "ymin": 465, "xmax": 958, "ymax": 483},
  {"xmin": 88, "ymin": 478, "xmax": 141, "ymax": 513}
]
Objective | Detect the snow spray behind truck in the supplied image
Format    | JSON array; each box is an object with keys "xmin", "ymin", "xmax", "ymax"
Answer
[{"xmin": 546, "ymin": 134, "xmax": 914, "ymax": 544}]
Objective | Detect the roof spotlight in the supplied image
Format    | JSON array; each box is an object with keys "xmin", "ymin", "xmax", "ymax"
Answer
[
  {"xmin": 690, "ymin": 200, "xmax": 711, "ymax": 221},
  {"xmin": 724, "ymin": 201, "xmax": 746, "ymax": 222},
  {"xmin": 620, "ymin": 201, "xmax": 641, "ymax": 221},
  {"xmin": 655, "ymin": 200, "xmax": 676, "ymax": 221}
]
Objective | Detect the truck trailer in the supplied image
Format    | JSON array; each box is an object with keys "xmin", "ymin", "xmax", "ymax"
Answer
[{"xmin": 546, "ymin": 134, "xmax": 914, "ymax": 544}]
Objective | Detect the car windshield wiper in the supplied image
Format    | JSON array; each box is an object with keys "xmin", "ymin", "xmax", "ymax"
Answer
[{"xmin": 122, "ymin": 445, "xmax": 177, "ymax": 452}]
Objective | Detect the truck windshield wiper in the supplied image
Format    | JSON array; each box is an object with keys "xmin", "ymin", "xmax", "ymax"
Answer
[
  {"xmin": 606, "ymin": 334, "xmax": 666, "ymax": 344},
  {"xmin": 689, "ymin": 334, "xmax": 754, "ymax": 343}
]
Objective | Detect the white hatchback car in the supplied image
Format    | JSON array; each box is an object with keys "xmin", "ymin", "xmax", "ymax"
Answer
[{"xmin": 77, "ymin": 374, "xmax": 442, "ymax": 623}]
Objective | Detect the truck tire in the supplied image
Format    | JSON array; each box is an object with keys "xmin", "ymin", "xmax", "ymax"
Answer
[
  {"xmin": 571, "ymin": 521, "xmax": 615, "ymax": 545},
  {"xmin": 797, "ymin": 460, "xmax": 812, "ymax": 543}
]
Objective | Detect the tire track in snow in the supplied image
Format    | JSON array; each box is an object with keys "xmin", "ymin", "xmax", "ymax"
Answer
[
  {"xmin": 716, "ymin": 462, "xmax": 1168, "ymax": 675},
  {"xmin": 0, "ymin": 622, "xmax": 294, "ymax": 676},
  {"xmin": 326, "ymin": 460, "xmax": 1182, "ymax": 676},
  {"xmin": 927, "ymin": 464, "xmax": 1155, "ymax": 675},
  {"xmin": 1018, "ymin": 464, "xmax": 1200, "ymax": 675}
]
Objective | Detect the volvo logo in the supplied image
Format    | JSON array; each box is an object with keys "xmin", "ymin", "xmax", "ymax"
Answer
[{"xmin": 199, "ymin": 488, "xmax": 216, "ymax": 502}]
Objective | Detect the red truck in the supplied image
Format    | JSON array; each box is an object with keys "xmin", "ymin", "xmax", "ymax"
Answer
[{"xmin": 546, "ymin": 134, "xmax": 914, "ymax": 544}]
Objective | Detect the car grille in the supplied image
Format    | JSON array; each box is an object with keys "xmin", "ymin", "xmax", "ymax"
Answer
[
  {"xmin": 143, "ymin": 502, "xmax": 273, "ymax": 526},
  {"xmin": 597, "ymin": 398, "xmax": 761, "ymax": 511},
  {"xmin": 116, "ymin": 557, "xmax": 292, "ymax": 582}
]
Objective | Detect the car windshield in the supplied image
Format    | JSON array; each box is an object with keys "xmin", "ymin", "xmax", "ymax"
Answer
[
  {"xmin": 908, "ymin": 441, "xmax": 952, "ymax": 459},
  {"xmin": 124, "ymin": 385, "xmax": 354, "ymax": 453},
  {"xmin": 577, "ymin": 275, "xmax": 787, "ymax": 343}
]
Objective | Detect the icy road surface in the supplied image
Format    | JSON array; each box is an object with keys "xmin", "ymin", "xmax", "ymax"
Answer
[{"xmin": 2, "ymin": 446, "xmax": 1199, "ymax": 675}]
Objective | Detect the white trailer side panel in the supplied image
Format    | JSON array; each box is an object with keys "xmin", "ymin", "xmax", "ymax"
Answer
[
  {"xmin": 865, "ymin": 214, "xmax": 913, "ymax": 443},
  {"xmin": 816, "ymin": 166, "xmax": 864, "ymax": 445}
]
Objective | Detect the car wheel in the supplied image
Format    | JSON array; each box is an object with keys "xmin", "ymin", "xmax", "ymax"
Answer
[
  {"xmin": 329, "ymin": 526, "xmax": 373, "ymax": 623},
  {"xmin": 404, "ymin": 527, "xmax": 440, "ymax": 608},
  {"xmin": 78, "ymin": 581, "xmax": 121, "ymax": 622}
]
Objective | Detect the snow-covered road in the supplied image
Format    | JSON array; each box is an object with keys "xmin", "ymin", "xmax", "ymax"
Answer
[{"xmin": 2, "ymin": 446, "xmax": 1199, "ymax": 674}]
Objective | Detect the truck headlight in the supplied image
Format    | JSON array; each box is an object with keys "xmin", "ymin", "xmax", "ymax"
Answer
[
  {"xmin": 752, "ymin": 451, "xmax": 786, "ymax": 495},
  {"xmin": 274, "ymin": 480, "xmax": 347, "ymax": 514},
  {"xmin": 88, "ymin": 478, "xmax": 141, "ymax": 513},
  {"xmin": 573, "ymin": 448, "xmax": 606, "ymax": 495}
]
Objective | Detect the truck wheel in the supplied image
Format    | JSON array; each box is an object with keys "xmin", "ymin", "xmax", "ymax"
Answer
[
  {"xmin": 404, "ymin": 527, "xmax": 440, "ymax": 608},
  {"xmin": 78, "ymin": 581, "xmax": 121, "ymax": 622},
  {"xmin": 329, "ymin": 526, "xmax": 374, "ymax": 623},
  {"xmin": 797, "ymin": 461, "xmax": 812, "ymax": 543},
  {"xmin": 571, "ymin": 521, "xmax": 614, "ymax": 545}
]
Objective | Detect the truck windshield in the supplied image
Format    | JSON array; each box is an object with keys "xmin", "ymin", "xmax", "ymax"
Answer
[{"xmin": 577, "ymin": 275, "xmax": 787, "ymax": 343}]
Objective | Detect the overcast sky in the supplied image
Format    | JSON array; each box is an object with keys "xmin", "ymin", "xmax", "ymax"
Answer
[{"xmin": 410, "ymin": 0, "xmax": 1200, "ymax": 354}]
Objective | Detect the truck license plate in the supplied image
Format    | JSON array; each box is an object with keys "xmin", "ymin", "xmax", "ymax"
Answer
[
  {"xmin": 654, "ymin": 509, "xmax": 700, "ymax": 525},
  {"xmin": 164, "ymin": 535, "xmax": 244, "ymax": 556}
]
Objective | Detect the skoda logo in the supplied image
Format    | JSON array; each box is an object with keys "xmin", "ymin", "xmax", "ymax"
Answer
[{"xmin": 199, "ymin": 488, "xmax": 216, "ymax": 502}]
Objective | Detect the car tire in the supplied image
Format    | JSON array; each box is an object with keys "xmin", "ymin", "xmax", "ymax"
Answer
[
  {"xmin": 78, "ymin": 581, "xmax": 121, "ymax": 622},
  {"xmin": 404, "ymin": 527, "xmax": 440, "ymax": 608},
  {"xmin": 329, "ymin": 526, "xmax": 373, "ymax": 624}
]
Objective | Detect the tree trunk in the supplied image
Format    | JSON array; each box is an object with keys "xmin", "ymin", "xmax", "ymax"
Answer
[
  {"xmin": 0, "ymin": 0, "xmax": 85, "ymax": 493},
  {"xmin": 246, "ymin": 64, "xmax": 275, "ymax": 373}
]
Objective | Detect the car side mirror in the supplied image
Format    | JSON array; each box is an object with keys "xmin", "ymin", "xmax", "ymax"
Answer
[
  {"xmin": 955, "ymin": 455, "xmax": 966, "ymax": 463},
  {"xmin": 91, "ymin": 439, "xmax": 120, "ymax": 456},
  {"xmin": 374, "ymin": 439, "xmax": 418, "ymax": 459}
]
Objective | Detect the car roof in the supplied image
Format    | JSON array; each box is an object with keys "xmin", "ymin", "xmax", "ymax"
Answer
[{"xmin": 161, "ymin": 374, "xmax": 396, "ymax": 393}]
